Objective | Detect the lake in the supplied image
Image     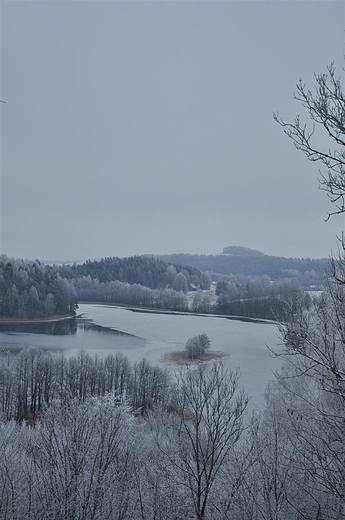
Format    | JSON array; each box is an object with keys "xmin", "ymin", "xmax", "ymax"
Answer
[{"xmin": 0, "ymin": 303, "xmax": 284, "ymax": 411}]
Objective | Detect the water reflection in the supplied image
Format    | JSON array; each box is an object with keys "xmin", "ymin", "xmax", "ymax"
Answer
[
  {"xmin": 0, "ymin": 313, "xmax": 145, "ymax": 357},
  {"xmin": 76, "ymin": 320, "xmax": 135, "ymax": 337},
  {"xmin": 0, "ymin": 316, "xmax": 136, "ymax": 337},
  {"xmin": 0, "ymin": 318, "xmax": 78, "ymax": 336}
]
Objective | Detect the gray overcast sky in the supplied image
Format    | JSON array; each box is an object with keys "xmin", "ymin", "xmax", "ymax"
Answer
[{"xmin": 1, "ymin": 0, "xmax": 344, "ymax": 262}]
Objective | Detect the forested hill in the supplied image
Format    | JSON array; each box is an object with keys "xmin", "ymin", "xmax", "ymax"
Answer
[
  {"xmin": 156, "ymin": 252, "xmax": 329, "ymax": 283},
  {"xmin": 59, "ymin": 255, "xmax": 209, "ymax": 291}
]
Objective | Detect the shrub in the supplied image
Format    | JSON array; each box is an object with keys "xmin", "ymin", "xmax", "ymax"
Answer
[{"xmin": 185, "ymin": 333, "xmax": 211, "ymax": 360}]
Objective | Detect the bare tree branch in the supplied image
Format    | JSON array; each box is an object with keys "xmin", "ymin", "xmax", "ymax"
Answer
[{"xmin": 274, "ymin": 63, "xmax": 345, "ymax": 218}]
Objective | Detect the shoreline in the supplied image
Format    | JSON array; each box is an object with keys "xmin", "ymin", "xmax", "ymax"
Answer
[
  {"xmin": 0, "ymin": 313, "xmax": 75, "ymax": 325},
  {"xmin": 78, "ymin": 301, "xmax": 276, "ymax": 325}
]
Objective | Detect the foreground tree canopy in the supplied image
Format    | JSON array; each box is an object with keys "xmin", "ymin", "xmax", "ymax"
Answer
[{"xmin": 0, "ymin": 348, "xmax": 344, "ymax": 518}]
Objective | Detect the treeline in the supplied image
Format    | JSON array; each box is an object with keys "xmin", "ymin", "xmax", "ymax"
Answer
[
  {"xmin": 74, "ymin": 273, "xmax": 311, "ymax": 319},
  {"xmin": 222, "ymin": 245, "xmax": 265, "ymax": 256},
  {"xmin": 0, "ymin": 254, "xmax": 211, "ymax": 319},
  {"xmin": 0, "ymin": 252, "xmax": 319, "ymax": 320},
  {"xmin": 0, "ymin": 348, "xmax": 170, "ymax": 422},
  {"xmin": 59, "ymin": 255, "xmax": 212, "ymax": 312},
  {"xmin": 0, "ymin": 256, "xmax": 78, "ymax": 319},
  {"xmin": 215, "ymin": 275, "xmax": 309, "ymax": 320},
  {"xmin": 157, "ymin": 252, "xmax": 328, "ymax": 287},
  {"xmin": 59, "ymin": 255, "xmax": 210, "ymax": 292},
  {"xmin": 74, "ymin": 277, "xmax": 189, "ymax": 311}
]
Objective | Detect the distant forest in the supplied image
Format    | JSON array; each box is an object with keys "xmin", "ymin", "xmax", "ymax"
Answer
[
  {"xmin": 0, "ymin": 250, "xmax": 328, "ymax": 320},
  {"xmin": 0, "ymin": 256, "xmax": 78, "ymax": 319},
  {"xmin": 215, "ymin": 276, "xmax": 310, "ymax": 320},
  {"xmin": 59, "ymin": 256, "xmax": 209, "ymax": 291},
  {"xmin": 157, "ymin": 249, "xmax": 328, "ymax": 287},
  {"xmin": 57, "ymin": 252, "xmax": 322, "ymax": 320},
  {"xmin": 58, "ymin": 256, "xmax": 210, "ymax": 312}
]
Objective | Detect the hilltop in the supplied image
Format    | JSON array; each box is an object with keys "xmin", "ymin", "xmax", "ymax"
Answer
[{"xmin": 156, "ymin": 247, "xmax": 328, "ymax": 287}]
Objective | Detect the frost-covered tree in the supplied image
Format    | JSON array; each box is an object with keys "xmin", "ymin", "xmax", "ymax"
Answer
[
  {"xmin": 192, "ymin": 290, "xmax": 213, "ymax": 314},
  {"xmin": 185, "ymin": 333, "xmax": 211, "ymax": 360},
  {"xmin": 274, "ymin": 274, "xmax": 345, "ymax": 512},
  {"xmin": 32, "ymin": 395, "xmax": 133, "ymax": 519},
  {"xmin": 275, "ymin": 62, "xmax": 345, "ymax": 220},
  {"xmin": 151, "ymin": 362, "xmax": 248, "ymax": 520},
  {"xmin": 172, "ymin": 271, "xmax": 188, "ymax": 293},
  {"xmin": 0, "ymin": 256, "xmax": 78, "ymax": 319}
]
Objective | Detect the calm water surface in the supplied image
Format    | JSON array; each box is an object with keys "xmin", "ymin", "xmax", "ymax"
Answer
[{"xmin": 0, "ymin": 304, "xmax": 284, "ymax": 410}]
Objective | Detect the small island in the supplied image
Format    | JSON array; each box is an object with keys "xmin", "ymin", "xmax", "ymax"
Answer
[{"xmin": 165, "ymin": 333, "xmax": 227, "ymax": 365}]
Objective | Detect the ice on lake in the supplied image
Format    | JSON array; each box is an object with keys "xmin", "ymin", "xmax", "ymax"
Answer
[{"xmin": 0, "ymin": 303, "xmax": 284, "ymax": 412}]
